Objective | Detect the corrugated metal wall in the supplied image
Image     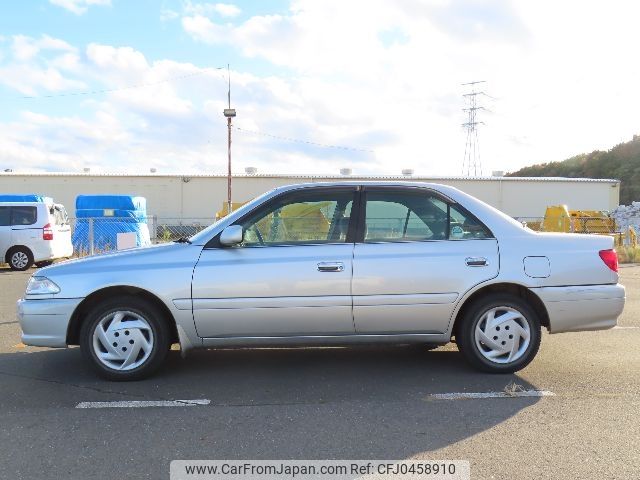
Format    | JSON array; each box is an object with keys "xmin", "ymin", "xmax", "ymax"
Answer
[{"xmin": 0, "ymin": 174, "xmax": 620, "ymax": 219}]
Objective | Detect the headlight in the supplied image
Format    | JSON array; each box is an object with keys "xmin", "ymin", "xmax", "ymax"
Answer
[{"xmin": 26, "ymin": 276, "xmax": 61, "ymax": 295}]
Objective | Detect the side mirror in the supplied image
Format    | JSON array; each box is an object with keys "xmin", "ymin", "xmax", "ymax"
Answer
[{"xmin": 219, "ymin": 225, "xmax": 244, "ymax": 246}]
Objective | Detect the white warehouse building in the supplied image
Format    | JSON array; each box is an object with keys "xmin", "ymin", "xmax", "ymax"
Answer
[{"xmin": 0, "ymin": 172, "xmax": 621, "ymax": 220}]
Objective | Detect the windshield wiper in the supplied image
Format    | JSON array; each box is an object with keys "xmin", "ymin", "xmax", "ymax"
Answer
[{"xmin": 174, "ymin": 237, "xmax": 192, "ymax": 244}]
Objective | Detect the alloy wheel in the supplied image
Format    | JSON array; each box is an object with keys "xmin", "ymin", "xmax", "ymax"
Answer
[{"xmin": 11, "ymin": 251, "xmax": 29, "ymax": 269}]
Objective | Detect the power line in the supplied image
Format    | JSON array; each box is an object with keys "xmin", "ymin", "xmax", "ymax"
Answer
[
  {"xmin": 17, "ymin": 67, "xmax": 222, "ymax": 99},
  {"xmin": 461, "ymin": 80, "xmax": 486, "ymax": 176},
  {"xmin": 233, "ymin": 126, "xmax": 375, "ymax": 153}
]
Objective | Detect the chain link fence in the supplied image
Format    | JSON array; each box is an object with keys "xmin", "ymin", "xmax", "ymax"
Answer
[
  {"xmin": 68, "ymin": 217, "xmax": 213, "ymax": 257},
  {"xmin": 66, "ymin": 215, "xmax": 624, "ymax": 258},
  {"xmin": 514, "ymin": 216, "xmax": 618, "ymax": 234}
]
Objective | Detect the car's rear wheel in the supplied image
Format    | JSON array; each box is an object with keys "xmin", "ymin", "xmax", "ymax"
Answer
[
  {"xmin": 457, "ymin": 294, "xmax": 541, "ymax": 373},
  {"xmin": 7, "ymin": 247, "xmax": 34, "ymax": 271},
  {"xmin": 80, "ymin": 296, "xmax": 171, "ymax": 381}
]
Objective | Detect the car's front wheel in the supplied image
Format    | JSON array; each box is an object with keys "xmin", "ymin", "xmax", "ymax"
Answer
[
  {"xmin": 80, "ymin": 296, "xmax": 171, "ymax": 381},
  {"xmin": 457, "ymin": 294, "xmax": 541, "ymax": 373}
]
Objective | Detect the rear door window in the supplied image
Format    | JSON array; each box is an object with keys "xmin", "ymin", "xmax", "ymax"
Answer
[
  {"xmin": 364, "ymin": 191, "xmax": 449, "ymax": 242},
  {"xmin": 10, "ymin": 206, "xmax": 37, "ymax": 226},
  {"xmin": 363, "ymin": 189, "xmax": 493, "ymax": 242}
]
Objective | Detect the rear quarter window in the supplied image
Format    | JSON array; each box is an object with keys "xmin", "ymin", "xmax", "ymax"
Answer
[{"xmin": 448, "ymin": 203, "xmax": 493, "ymax": 240}]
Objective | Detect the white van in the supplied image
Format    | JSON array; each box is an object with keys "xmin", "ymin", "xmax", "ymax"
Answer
[{"xmin": 0, "ymin": 201, "xmax": 74, "ymax": 270}]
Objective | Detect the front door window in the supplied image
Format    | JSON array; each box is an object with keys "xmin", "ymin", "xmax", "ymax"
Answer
[{"xmin": 239, "ymin": 191, "xmax": 354, "ymax": 246}]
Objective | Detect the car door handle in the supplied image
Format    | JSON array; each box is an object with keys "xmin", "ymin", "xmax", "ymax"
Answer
[
  {"xmin": 317, "ymin": 262, "xmax": 344, "ymax": 272},
  {"xmin": 466, "ymin": 257, "xmax": 488, "ymax": 267}
]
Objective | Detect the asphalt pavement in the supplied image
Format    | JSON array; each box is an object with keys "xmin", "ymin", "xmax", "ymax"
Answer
[{"xmin": 0, "ymin": 266, "xmax": 638, "ymax": 479}]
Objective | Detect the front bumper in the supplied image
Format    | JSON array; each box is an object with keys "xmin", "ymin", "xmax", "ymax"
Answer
[
  {"xmin": 532, "ymin": 284, "xmax": 625, "ymax": 334},
  {"xmin": 17, "ymin": 298, "xmax": 83, "ymax": 347}
]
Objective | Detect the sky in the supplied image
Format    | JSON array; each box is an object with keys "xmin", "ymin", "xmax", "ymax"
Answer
[{"xmin": 1, "ymin": 0, "xmax": 639, "ymax": 176}]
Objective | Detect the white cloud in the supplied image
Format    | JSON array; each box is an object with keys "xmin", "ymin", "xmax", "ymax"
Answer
[
  {"xmin": 0, "ymin": 35, "xmax": 83, "ymax": 95},
  {"xmin": 160, "ymin": 8, "xmax": 180, "ymax": 22},
  {"xmin": 49, "ymin": 0, "xmax": 111, "ymax": 15},
  {"xmin": 12, "ymin": 36, "xmax": 40, "ymax": 61},
  {"xmin": 183, "ymin": 2, "xmax": 241, "ymax": 18},
  {"xmin": 4, "ymin": 2, "xmax": 640, "ymax": 178},
  {"xmin": 182, "ymin": 14, "xmax": 231, "ymax": 44},
  {"xmin": 86, "ymin": 44, "xmax": 148, "ymax": 71},
  {"xmin": 11, "ymin": 34, "xmax": 76, "ymax": 62},
  {"xmin": 174, "ymin": 0, "xmax": 640, "ymax": 175},
  {"xmin": 0, "ymin": 64, "xmax": 86, "ymax": 96},
  {"xmin": 0, "ymin": 110, "xmax": 128, "ymax": 172},
  {"xmin": 213, "ymin": 3, "xmax": 241, "ymax": 18}
]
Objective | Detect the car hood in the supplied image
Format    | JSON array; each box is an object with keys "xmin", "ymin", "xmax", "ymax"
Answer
[{"xmin": 39, "ymin": 242, "xmax": 195, "ymax": 277}]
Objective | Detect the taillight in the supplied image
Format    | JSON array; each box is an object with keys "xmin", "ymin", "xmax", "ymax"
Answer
[
  {"xmin": 599, "ymin": 249, "xmax": 618, "ymax": 272},
  {"xmin": 43, "ymin": 223, "xmax": 54, "ymax": 241}
]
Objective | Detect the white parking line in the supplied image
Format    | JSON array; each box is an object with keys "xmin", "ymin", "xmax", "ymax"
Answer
[
  {"xmin": 427, "ymin": 390, "xmax": 555, "ymax": 400},
  {"xmin": 76, "ymin": 399, "xmax": 211, "ymax": 409}
]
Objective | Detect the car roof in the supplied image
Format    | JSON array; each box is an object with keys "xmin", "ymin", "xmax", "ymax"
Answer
[
  {"xmin": 270, "ymin": 181, "xmax": 525, "ymax": 235},
  {"xmin": 273, "ymin": 181, "xmax": 460, "ymax": 196},
  {"xmin": 274, "ymin": 180, "xmax": 452, "ymax": 188},
  {"xmin": 0, "ymin": 202, "xmax": 48, "ymax": 206}
]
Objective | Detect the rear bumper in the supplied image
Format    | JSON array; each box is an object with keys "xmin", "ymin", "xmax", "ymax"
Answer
[
  {"xmin": 532, "ymin": 284, "xmax": 625, "ymax": 333},
  {"xmin": 17, "ymin": 298, "xmax": 82, "ymax": 347},
  {"xmin": 32, "ymin": 242, "xmax": 73, "ymax": 262}
]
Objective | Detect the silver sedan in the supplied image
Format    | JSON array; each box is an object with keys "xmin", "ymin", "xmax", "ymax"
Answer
[{"xmin": 17, "ymin": 182, "xmax": 625, "ymax": 380}]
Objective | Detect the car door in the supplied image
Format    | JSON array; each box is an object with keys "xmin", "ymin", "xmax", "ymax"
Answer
[
  {"xmin": 191, "ymin": 187, "xmax": 357, "ymax": 338},
  {"xmin": 352, "ymin": 187, "xmax": 499, "ymax": 334},
  {"xmin": 10, "ymin": 205, "xmax": 39, "ymax": 253}
]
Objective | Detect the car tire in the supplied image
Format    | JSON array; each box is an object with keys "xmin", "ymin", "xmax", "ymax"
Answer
[
  {"xmin": 35, "ymin": 260, "xmax": 54, "ymax": 268},
  {"xmin": 7, "ymin": 247, "xmax": 34, "ymax": 271},
  {"xmin": 456, "ymin": 294, "xmax": 541, "ymax": 373},
  {"xmin": 80, "ymin": 296, "xmax": 171, "ymax": 381}
]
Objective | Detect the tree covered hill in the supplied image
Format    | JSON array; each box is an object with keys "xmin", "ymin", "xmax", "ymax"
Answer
[{"xmin": 507, "ymin": 135, "xmax": 640, "ymax": 205}]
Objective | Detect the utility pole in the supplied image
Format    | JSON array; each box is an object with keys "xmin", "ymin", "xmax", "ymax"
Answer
[
  {"xmin": 223, "ymin": 64, "xmax": 236, "ymax": 215},
  {"xmin": 461, "ymin": 80, "xmax": 486, "ymax": 177}
]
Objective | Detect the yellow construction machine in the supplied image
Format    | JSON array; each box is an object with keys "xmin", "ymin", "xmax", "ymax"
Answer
[{"xmin": 538, "ymin": 205, "xmax": 615, "ymax": 234}]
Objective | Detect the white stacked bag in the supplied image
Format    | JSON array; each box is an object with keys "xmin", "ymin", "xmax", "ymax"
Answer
[{"xmin": 611, "ymin": 203, "xmax": 640, "ymax": 232}]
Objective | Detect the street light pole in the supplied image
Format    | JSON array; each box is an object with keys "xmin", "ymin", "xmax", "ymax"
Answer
[
  {"xmin": 227, "ymin": 115, "xmax": 232, "ymax": 215},
  {"xmin": 223, "ymin": 64, "xmax": 236, "ymax": 216}
]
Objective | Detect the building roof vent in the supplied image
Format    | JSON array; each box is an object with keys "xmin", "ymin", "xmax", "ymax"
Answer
[
  {"xmin": 83, "ymin": 167, "xmax": 90, "ymax": 173},
  {"xmin": 150, "ymin": 168, "xmax": 157, "ymax": 173},
  {"xmin": 402, "ymin": 168, "xmax": 414, "ymax": 176},
  {"xmin": 245, "ymin": 167, "xmax": 258, "ymax": 175},
  {"xmin": 492, "ymin": 170, "xmax": 504, "ymax": 177},
  {"xmin": 340, "ymin": 168, "xmax": 352, "ymax": 176}
]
